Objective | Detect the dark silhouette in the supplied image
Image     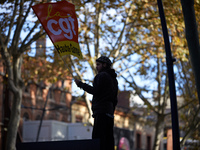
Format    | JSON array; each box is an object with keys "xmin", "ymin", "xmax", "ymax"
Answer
[{"xmin": 75, "ymin": 56, "xmax": 118, "ymax": 150}]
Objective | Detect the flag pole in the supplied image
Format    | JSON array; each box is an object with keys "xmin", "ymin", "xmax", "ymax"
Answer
[
  {"xmin": 59, "ymin": 55, "xmax": 76, "ymax": 80},
  {"xmin": 157, "ymin": 0, "xmax": 181, "ymax": 149}
]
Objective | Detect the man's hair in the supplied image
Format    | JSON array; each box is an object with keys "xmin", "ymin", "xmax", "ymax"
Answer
[{"xmin": 96, "ymin": 56, "xmax": 112, "ymax": 67}]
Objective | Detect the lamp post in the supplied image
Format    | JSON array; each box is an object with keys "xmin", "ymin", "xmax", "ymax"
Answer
[{"xmin": 157, "ymin": 0, "xmax": 181, "ymax": 149}]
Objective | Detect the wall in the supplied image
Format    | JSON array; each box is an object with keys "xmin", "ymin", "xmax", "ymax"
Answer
[{"xmin": 134, "ymin": 123, "xmax": 155, "ymax": 150}]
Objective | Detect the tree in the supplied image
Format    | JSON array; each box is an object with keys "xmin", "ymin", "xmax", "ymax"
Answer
[
  {"xmin": 71, "ymin": 0, "xmax": 200, "ymax": 149},
  {"xmin": 69, "ymin": 0, "xmax": 200, "ymax": 150},
  {"xmin": 0, "ymin": 1, "xmax": 46, "ymax": 150},
  {"xmin": 180, "ymin": 0, "xmax": 200, "ymax": 104},
  {"xmin": 176, "ymin": 59, "xmax": 200, "ymax": 147}
]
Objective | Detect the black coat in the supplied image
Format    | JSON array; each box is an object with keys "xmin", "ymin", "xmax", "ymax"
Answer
[{"xmin": 78, "ymin": 68, "xmax": 118, "ymax": 117}]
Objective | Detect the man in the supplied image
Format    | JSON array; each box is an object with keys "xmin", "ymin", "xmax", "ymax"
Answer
[{"xmin": 75, "ymin": 56, "xmax": 118, "ymax": 150}]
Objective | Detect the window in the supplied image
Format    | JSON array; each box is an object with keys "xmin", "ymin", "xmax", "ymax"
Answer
[
  {"xmin": 49, "ymin": 88, "xmax": 54, "ymax": 100},
  {"xmin": 136, "ymin": 133, "xmax": 141, "ymax": 150},
  {"xmin": 23, "ymin": 112, "xmax": 29, "ymax": 121},
  {"xmin": 60, "ymin": 92, "xmax": 66, "ymax": 103},
  {"xmin": 75, "ymin": 115, "xmax": 83, "ymax": 123},
  {"xmin": 146, "ymin": 135, "xmax": 151, "ymax": 150}
]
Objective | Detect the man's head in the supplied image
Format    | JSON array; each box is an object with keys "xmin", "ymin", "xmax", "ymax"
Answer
[{"xmin": 96, "ymin": 56, "xmax": 112, "ymax": 73}]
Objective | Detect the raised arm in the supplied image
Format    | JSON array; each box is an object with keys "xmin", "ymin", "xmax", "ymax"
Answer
[{"xmin": 75, "ymin": 79, "xmax": 94, "ymax": 95}]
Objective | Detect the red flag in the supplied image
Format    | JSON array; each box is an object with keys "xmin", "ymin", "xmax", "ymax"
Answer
[{"xmin": 32, "ymin": 1, "xmax": 82, "ymax": 59}]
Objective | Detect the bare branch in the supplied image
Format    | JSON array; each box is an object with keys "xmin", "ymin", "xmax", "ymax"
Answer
[
  {"xmin": 21, "ymin": 0, "xmax": 34, "ymax": 26},
  {"xmin": 19, "ymin": 31, "xmax": 46, "ymax": 54},
  {"xmin": 11, "ymin": 0, "xmax": 25, "ymax": 50},
  {"xmin": 19, "ymin": 22, "xmax": 40, "ymax": 52},
  {"xmin": 110, "ymin": 2, "xmax": 136, "ymax": 59},
  {"xmin": 5, "ymin": 0, "xmax": 19, "ymax": 47},
  {"xmin": 17, "ymin": 0, "xmax": 35, "ymax": 36},
  {"xmin": 94, "ymin": 0, "xmax": 103, "ymax": 58}
]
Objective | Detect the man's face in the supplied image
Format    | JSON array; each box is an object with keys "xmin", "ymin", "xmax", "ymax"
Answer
[
  {"xmin": 96, "ymin": 61, "xmax": 103, "ymax": 73},
  {"xmin": 96, "ymin": 61, "xmax": 106, "ymax": 73}
]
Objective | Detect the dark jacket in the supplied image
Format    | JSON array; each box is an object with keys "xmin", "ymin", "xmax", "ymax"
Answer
[{"xmin": 78, "ymin": 68, "xmax": 118, "ymax": 117}]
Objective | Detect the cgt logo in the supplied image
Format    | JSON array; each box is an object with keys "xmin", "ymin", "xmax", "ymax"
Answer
[
  {"xmin": 32, "ymin": 1, "xmax": 82, "ymax": 59},
  {"xmin": 47, "ymin": 17, "xmax": 76, "ymax": 40},
  {"xmin": 46, "ymin": 4, "xmax": 76, "ymax": 40}
]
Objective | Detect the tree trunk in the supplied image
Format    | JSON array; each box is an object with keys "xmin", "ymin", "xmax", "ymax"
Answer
[
  {"xmin": 6, "ymin": 89, "xmax": 22, "ymax": 150},
  {"xmin": 153, "ymin": 114, "xmax": 165, "ymax": 150},
  {"xmin": 5, "ymin": 55, "xmax": 23, "ymax": 150},
  {"xmin": 180, "ymin": 0, "xmax": 200, "ymax": 104}
]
